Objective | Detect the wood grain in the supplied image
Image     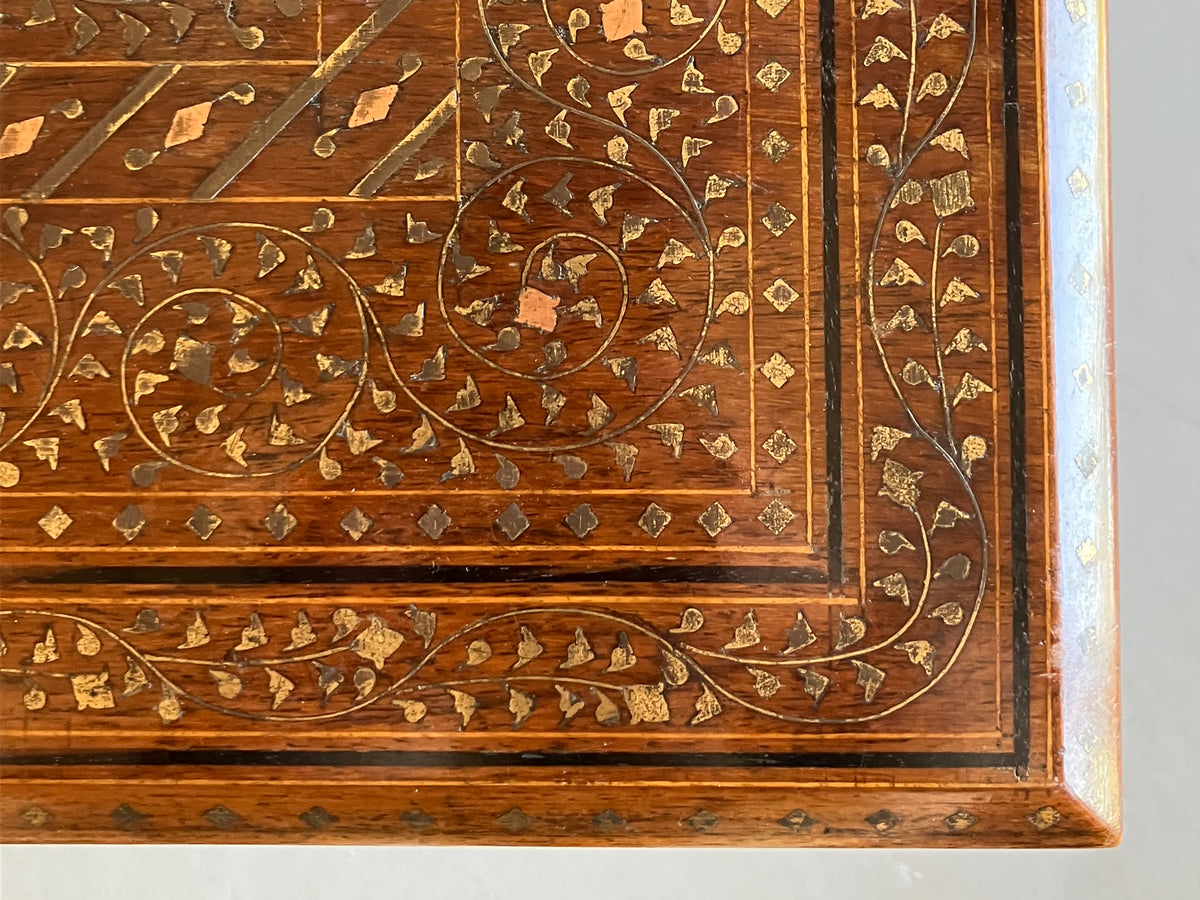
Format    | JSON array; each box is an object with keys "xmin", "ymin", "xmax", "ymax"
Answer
[{"xmin": 0, "ymin": 0, "xmax": 1119, "ymax": 846}]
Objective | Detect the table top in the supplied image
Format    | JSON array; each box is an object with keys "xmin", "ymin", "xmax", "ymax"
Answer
[{"xmin": 0, "ymin": 0, "xmax": 1118, "ymax": 846}]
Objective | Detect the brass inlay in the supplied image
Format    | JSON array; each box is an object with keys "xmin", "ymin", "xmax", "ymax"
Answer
[{"xmin": 25, "ymin": 64, "xmax": 181, "ymax": 201}]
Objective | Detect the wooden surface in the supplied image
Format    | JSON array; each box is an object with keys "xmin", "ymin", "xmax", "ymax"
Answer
[{"xmin": 0, "ymin": 0, "xmax": 1119, "ymax": 846}]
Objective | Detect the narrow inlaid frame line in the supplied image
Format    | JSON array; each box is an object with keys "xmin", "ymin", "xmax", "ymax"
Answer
[
  {"xmin": 1, "ymin": 594, "xmax": 854, "ymax": 607},
  {"xmin": 744, "ymin": 0, "xmax": 758, "ymax": 496},
  {"xmin": 454, "ymin": 0, "xmax": 462, "ymax": 204},
  {"xmin": 7, "ymin": 729, "xmax": 1005, "ymax": 742},
  {"xmin": 1033, "ymin": 0, "xmax": 1055, "ymax": 779},
  {"xmin": 800, "ymin": 0, "xmax": 815, "ymax": 547},
  {"xmin": 0, "ymin": 60, "xmax": 320, "ymax": 68},
  {"xmin": 0, "ymin": 196, "xmax": 461, "ymax": 204},
  {"xmin": 0, "ymin": 544, "xmax": 818, "ymax": 555},
  {"xmin": 983, "ymin": 0, "xmax": 1005, "ymax": 736},
  {"xmin": 3, "ymin": 778, "xmax": 1052, "ymax": 790},
  {"xmin": 0, "ymin": 488, "xmax": 766, "ymax": 498},
  {"xmin": 847, "ymin": 0, "xmax": 867, "ymax": 603}
]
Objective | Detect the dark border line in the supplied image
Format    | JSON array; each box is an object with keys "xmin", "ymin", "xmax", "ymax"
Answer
[
  {"xmin": 0, "ymin": 749, "xmax": 1017, "ymax": 770},
  {"xmin": 5, "ymin": 4, "xmax": 1032, "ymax": 774},
  {"xmin": 12, "ymin": 565, "xmax": 829, "ymax": 587},
  {"xmin": 820, "ymin": 0, "xmax": 845, "ymax": 586},
  {"xmin": 1001, "ymin": 0, "xmax": 1032, "ymax": 773}
]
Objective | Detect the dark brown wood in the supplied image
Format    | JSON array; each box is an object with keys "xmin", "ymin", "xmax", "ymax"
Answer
[{"xmin": 0, "ymin": 0, "xmax": 1118, "ymax": 846}]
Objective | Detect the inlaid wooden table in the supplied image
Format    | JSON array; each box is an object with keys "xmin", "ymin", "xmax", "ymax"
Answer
[{"xmin": 0, "ymin": 0, "xmax": 1117, "ymax": 846}]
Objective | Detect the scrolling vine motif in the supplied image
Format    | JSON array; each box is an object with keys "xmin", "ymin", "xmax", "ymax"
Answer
[
  {"xmin": 856, "ymin": 0, "xmax": 991, "ymax": 716},
  {"xmin": 2, "ymin": 591, "xmax": 964, "ymax": 727},
  {"xmin": 0, "ymin": 0, "xmax": 995, "ymax": 726}
]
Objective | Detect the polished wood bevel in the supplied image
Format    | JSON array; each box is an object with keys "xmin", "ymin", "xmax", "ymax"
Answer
[{"xmin": 0, "ymin": 0, "xmax": 1119, "ymax": 846}]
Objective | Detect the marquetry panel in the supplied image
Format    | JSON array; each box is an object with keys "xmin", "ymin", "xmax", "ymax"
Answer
[{"xmin": 0, "ymin": 0, "xmax": 1117, "ymax": 846}]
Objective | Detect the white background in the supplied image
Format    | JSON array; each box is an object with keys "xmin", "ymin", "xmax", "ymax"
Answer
[{"xmin": 3, "ymin": 2, "xmax": 1198, "ymax": 896}]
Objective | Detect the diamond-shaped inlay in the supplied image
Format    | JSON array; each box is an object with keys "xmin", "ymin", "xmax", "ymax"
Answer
[
  {"xmin": 761, "ymin": 202, "xmax": 796, "ymax": 237},
  {"xmin": 764, "ymin": 277, "xmax": 799, "ymax": 312},
  {"xmin": 186, "ymin": 505, "xmax": 222, "ymax": 540},
  {"xmin": 757, "ymin": 499, "xmax": 796, "ymax": 535},
  {"xmin": 1067, "ymin": 166, "xmax": 1089, "ymax": 197},
  {"xmin": 497, "ymin": 807, "xmax": 532, "ymax": 833},
  {"xmin": 778, "ymin": 809, "xmax": 815, "ymax": 833},
  {"xmin": 418, "ymin": 504, "xmax": 452, "ymax": 540},
  {"xmin": 1073, "ymin": 362, "xmax": 1094, "ymax": 391},
  {"xmin": 592, "ymin": 809, "xmax": 628, "ymax": 832},
  {"xmin": 762, "ymin": 428, "xmax": 798, "ymax": 464},
  {"xmin": 756, "ymin": 60, "xmax": 792, "ymax": 92},
  {"xmin": 944, "ymin": 809, "xmax": 978, "ymax": 833},
  {"xmin": 37, "ymin": 505, "xmax": 72, "ymax": 540},
  {"xmin": 1076, "ymin": 536, "xmax": 1098, "ymax": 566},
  {"xmin": 495, "ymin": 503, "xmax": 530, "ymax": 541},
  {"xmin": 20, "ymin": 806, "xmax": 52, "ymax": 828},
  {"xmin": 759, "ymin": 352, "xmax": 796, "ymax": 388},
  {"xmin": 697, "ymin": 502, "xmax": 733, "ymax": 537},
  {"xmin": 756, "ymin": 0, "xmax": 793, "ymax": 16},
  {"xmin": 1028, "ymin": 806, "xmax": 1063, "ymax": 831},
  {"xmin": 401, "ymin": 808, "xmax": 435, "ymax": 829},
  {"xmin": 1075, "ymin": 444, "xmax": 1100, "ymax": 479},
  {"xmin": 866, "ymin": 809, "xmax": 901, "ymax": 833},
  {"xmin": 263, "ymin": 503, "xmax": 297, "ymax": 541},
  {"xmin": 683, "ymin": 809, "xmax": 720, "ymax": 833},
  {"xmin": 340, "ymin": 507, "xmax": 373, "ymax": 542},
  {"xmin": 203, "ymin": 805, "xmax": 243, "ymax": 829},
  {"xmin": 638, "ymin": 503, "xmax": 672, "ymax": 538},
  {"xmin": 300, "ymin": 806, "xmax": 338, "ymax": 830},
  {"xmin": 564, "ymin": 503, "xmax": 599, "ymax": 538},
  {"xmin": 110, "ymin": 803, "xmax": 149, "ymax": 830},
  {"xmin": 760, "ymin": 128, "xmax": 792, "ymax": 162},
  {"xmin": 112, "ymin": 505, "xmax": 146, "ymax": 542},
  {"xmin": 1070, "ymin": 264, "xmax": 1093, "ymax": 296}
]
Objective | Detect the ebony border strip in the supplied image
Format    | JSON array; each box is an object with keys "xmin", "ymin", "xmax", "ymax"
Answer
[
  {"xmin": 1002, "ymin": 0, "xmax": 1032, "ymax": 773},
  {"xmin": 10, "ymin": 565, "xmax": 830, "ymax": 587},
  {"xmin": 0, "ymin": 749, "xmax": 1016, "ymax": 770},
  {"xmin": 2, "ymin": 0, "xmax": 1032, "ymax": 773},
  {"xmin": 821, "ymin": 0, "xmax": 845, "ymax": 586}
]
